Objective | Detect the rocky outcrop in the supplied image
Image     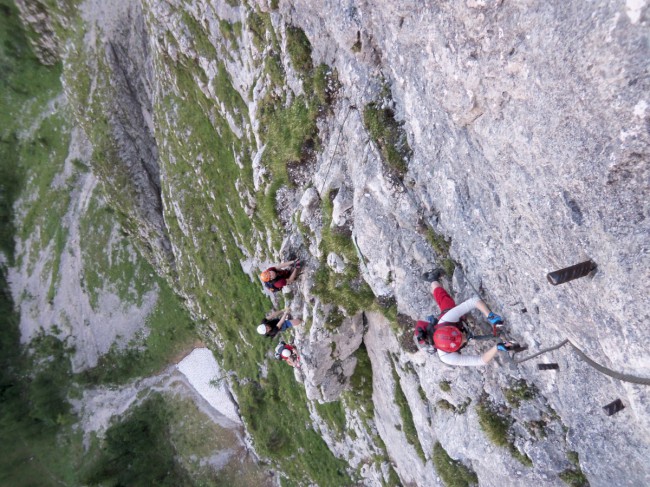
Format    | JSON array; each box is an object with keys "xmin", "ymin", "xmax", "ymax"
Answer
[
  {"xmin": 68, "ymin": 0, "xmax": 176, "ymax": 275},
  {"xmin": 14, "ymin": 0, "xmax": 60, "ymax": 65}
]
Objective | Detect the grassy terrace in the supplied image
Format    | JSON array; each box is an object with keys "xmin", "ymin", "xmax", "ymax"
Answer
[{"xmin": 146, "ymin": 9, "xmax": 354, "ymax": 484}]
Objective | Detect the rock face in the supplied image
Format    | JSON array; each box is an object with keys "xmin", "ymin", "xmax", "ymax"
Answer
[{"xmin": 26, "ymin": 0, "xmax": 649, "ymax": 485}]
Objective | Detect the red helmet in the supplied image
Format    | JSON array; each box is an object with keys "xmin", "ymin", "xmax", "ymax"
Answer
[{"xmin": 433, "ymin": 325, "xmax": 465, "ymax": 352}]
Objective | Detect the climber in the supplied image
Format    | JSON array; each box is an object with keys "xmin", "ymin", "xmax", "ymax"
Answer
[
  {"xmin": 260, "ymin": 259, "xmax": 301, "ymax": 293},
  {"xmin": 256, "ymin": 308, "xmax": 303, "ymax": 339},
  {"xmin": 414, "ymin": 268, "xmax": 515, "ymax": 366},
  {"xmin": 274, "ymin": 341, "xmax": 300, "ymax": 368}
]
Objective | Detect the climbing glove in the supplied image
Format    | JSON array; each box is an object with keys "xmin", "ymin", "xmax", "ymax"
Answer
[
  {"xmin": 487, "ymin": 312, "xmax": 503, "ymax": 325},
  {"xmin": 496, "ymin": 342, "xmax": 511, "ymax": 352}
]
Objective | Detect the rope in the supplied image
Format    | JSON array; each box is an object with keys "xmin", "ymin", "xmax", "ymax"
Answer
[
  {"xmin": 566, "ymin": 341, "xmax": 650, "ymax": 386},
  {"xmin": 514, "ymin": 339, "xmax": 650, "ymax": 386},
  {"xmin": 318, "ymin": 77, "xmax": 373, "ymax": 196},
  {"xmin": 318, "ymin": 104, "xmax": 357, "ymax": 196},
  {"xmin": 514, "ymin": 340, "xmax": 569, "ymax": 363}
]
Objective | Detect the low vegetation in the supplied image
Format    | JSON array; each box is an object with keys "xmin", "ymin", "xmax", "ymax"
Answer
[
  {"xmin": 476, "ymin": 400, "xmax": 533, "ymax": 467},
  {"xmin": 344, "ymin": 343, "xmax": 375, "ymax": 425},
  {"xmin": 425, "ymin": 228, "xmax": 456, "ymax": 277},
  {"xmin": 315, "ymin": 399, "xmax": 347, "ymax": 438},
  {"xmin": 390, "ymin": 358, "xmax": 425, "ymax": 461},
  {"xmin": 363, "ymin": 100, "xmax": 412, "ymax": 178},
  {"xmin": 437, "ymin": 398, "xmax": 471, "ymax": 415},
  {"xmin": 146, "ymin": 17, "xmax": 354, "ymax": 485},
  {"xmin": 313, "ymin": 189, "xmax": 376, "ymax": 314},
  {"xmin": 503, "ymin": 378, "xmax": 537, "ymax": 408},
  {"xmin": 432, "ymin": 442, "xmax": 479, "ymax": 487},
  {"xmin": 80, "ymin": 282, "xmax": 196, "ymax": 385},
  {"xmin": 560, "ymin": 451, "xmax": 590, "ymax": 487}
]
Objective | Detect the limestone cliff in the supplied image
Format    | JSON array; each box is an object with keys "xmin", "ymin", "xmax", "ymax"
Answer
[{"xmin": 19, "ymin": 0, "xmax": 649, "ymax": 485}]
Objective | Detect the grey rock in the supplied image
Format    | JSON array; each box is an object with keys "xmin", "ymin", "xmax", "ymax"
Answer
[{"xmin": 326, "ymin": 252, "xmax": 346, "ymax": 274}]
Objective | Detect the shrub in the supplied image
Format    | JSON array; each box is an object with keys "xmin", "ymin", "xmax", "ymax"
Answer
[{"xmin": 83, "ymin": 394, "xmax": 192, "ymax": 486}]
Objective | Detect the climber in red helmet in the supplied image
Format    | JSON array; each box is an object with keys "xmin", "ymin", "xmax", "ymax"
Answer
[{"xmin": 414, "ymin": 268, "xmax": 515, "ymax": 366}]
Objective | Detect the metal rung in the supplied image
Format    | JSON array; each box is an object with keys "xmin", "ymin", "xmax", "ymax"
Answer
[
  {"xmin": 603, "ymin": 399, "xmax": 625, "ymax": 416},
  {"xmin": 537, "ymin": 363, "xmax": 559, "ymax": 370}
]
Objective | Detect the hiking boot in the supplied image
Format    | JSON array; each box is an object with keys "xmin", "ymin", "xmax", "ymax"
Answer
[{"xmin": 422, "ymin": 268, "xmax": 444, "ymax": 282}]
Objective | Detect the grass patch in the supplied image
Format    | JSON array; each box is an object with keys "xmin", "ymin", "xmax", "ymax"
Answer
[
  {"xmin": 476, "ymin": 400, "xmax": 532, "ymax": 467},
  {"xmin": 363, "ymin": 101, "xmax": 412, "ymax": 178},
  {"xmin": 560, "ymin": 451, "xmax": 589, "ymax": 486},
  {"xmin": 432, "ymin": 442, "xmax": 478, "ymax": 487},
  {"xmin": 251, "ymin": 22, "xmax": 337, "ymax": 227},
  {"xmin": 475, "ymin": 401, "xmax": 511, "ymax": 447},
  {"xmin": 390, "ymin": 357, "xmax": 425, "ymax": 461},
  {"xmin": 247, "ymin": 9, "xmax": 276, "ymax": 52},
  {"xmin": 181, "ymin": 11, "xmax": 217, "ymax": 59},
  {"xmin": 212, "ymin": 60, "xmax": 248, "ymax": 124},
  {"xmin": 437, "ymin": 399, "xmax": 456, "ymax": 412},
  {"xmin": 312, "ymin": 189, "xmax": 376, "ymax": 314},
  {"xmin": 425, "ymin": 228, "xmax": 456, "ymax": 276},
  {"xmin": 219, "ymin": 19, "xmax": 241, "ymax": 49},
  {"xmin": 436, "ymin": 398, "xmax": 470, "ymax": 415},
  {"xmin": 418, "ymin": 385, "xmax": 427, "ymax": 402},
  {"xmin": 78, "ymin": 193, "xmax": 152, "ymax": 309},
  {"xmin": 286, "ymin": 25, "xmax": 313, "ymax": 76},
  {"xmin": 315, "ymin": 399, "xmax": 347, "ymax": 438},
  {"xmin": 439, "ymin": 380, "xmax": 451, "ymax": 392},
  {"xmin": 343, "ymin": 343, "xmax": 374, "ymax": 425},
  {"xmin": 235, "ymin": 371, "xmax": 351, "ymax": 485},
  {"xmin": 503, "ymin": 379, "xmax": 537, "ymax": 408},
  {"xmin": 166, "ymin": 393, "xmax": 271, "ymax": 486},
  {"xmin": 560, "ymin": 469, "xmax": 589, "ymax": 487}
]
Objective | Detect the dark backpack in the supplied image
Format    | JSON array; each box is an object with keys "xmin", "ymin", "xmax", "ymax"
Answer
[{"xmin": 264, "ymin": 280, "xmax": 279, "ymax": 292}]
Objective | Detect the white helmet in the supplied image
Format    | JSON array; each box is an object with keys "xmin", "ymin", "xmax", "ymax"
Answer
[
  {"xmin": 257, "ymin": 324, "xmax": 267, "ymax": 335},
  {"xmin": 281, "ymin": 349, "xmax": 292, "ymax": 358}
]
